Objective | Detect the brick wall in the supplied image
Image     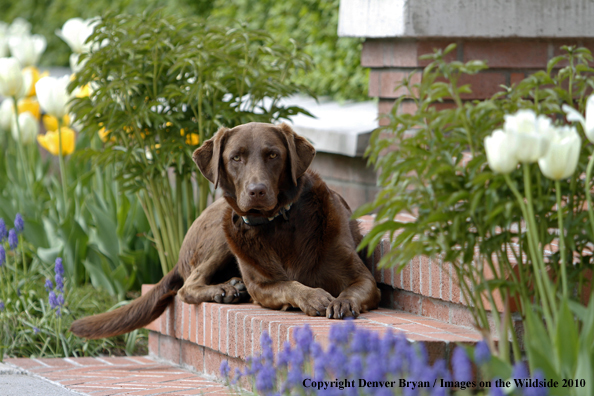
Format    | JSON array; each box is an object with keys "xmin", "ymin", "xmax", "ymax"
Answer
[
  {"xmin": 310, "ymin": 152, "xmax": 379, "ymax": 210},
  {"xmin": 363, "ymin": 38, "xmax": 594, "ymax": 124}
]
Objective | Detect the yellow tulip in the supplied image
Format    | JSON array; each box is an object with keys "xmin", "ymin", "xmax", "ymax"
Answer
[
  {"xmin": 185, "ymin": 133, "xmax": 199, "ymax": 146},
  {"xmin": 75, "ymin": 83, "xmax": 91, "ymax": 98},
  {"xmin": 98, "ymin": 127, "xmax": 116, "ymax": 143},
  {"xmin": 180, "ymin": 128, "xmax": 199, "ymax": 145},
  {"xmin": 37, "ymin": 127, "xmax": 76, "ymax": 156},
  {"xmin": 22, "ymin": 66, "xmax": 48, "ymax": 97},
  {"xmin": 42, "ymin": 114, "xmax": 70, "ymax": 132},
  {"xmin": 17, "ymin": 97, "xmax": 40, "ymax": 120}
]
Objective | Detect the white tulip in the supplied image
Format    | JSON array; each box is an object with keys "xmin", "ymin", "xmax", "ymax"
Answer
[
  {"xmin": 11, "ymin": 111, "xmax": 38, "ymax": 144},
  {"xmin": 503, "ymin": 109, "xmax": 551, "ymax": 163},
  {"xmin": 56, "ymin": 18, "xmax": 98, "ymax": 54},
  {"xmin": 69, "ymin": 53, "xmax": 88, "ymax": 74},
  {"xmin": 538, "ymin": 125, "xmax": 581, "ymax": 180},
  {"xmin": 0, "ymin": 57, "xmax": 23, "ymax": 97},
  {"xmin": 8, "ymin": 34, "xmax": 47, "ymax": 67},
  {"xmin": 0, "ymin": 22, "xmax": 8, "ymax": 58},
  {"xmin": 8, "ymin": 18, "xmax": 31, "ymax": 37},
  {"xmin": 562, "ymin": 95, "xmax": 594, "ymax": 143},
  {"xmin": 35, "ymin": 76, "xmax": 72, "ymax": 119},
  {"xmin": 485, "ymin": 129, "xmax": 519, "ymax": 174},
  {"xmin": 0, "ymin": 99, "xmax": 14, "ymax": 131}
]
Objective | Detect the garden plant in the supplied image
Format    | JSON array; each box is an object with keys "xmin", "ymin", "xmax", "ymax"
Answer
[
  {"xmin": 223, "ymin": 323, "xmax": 549, "ymax": 396},
  {"xmin": 357, "ymin": 45, "xmax": 594, "ymax": 395},
  {"xmin": 0, "ymin": 10, "xmax": 313, "ymax": 359},
  {"xmin": 70, "ymin": 10, "xmax": 313, "ymax": 275}
]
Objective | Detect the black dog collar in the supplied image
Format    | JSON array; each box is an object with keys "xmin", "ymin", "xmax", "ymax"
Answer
[{"xmin": 241, "ymin": 203, "xmax": 292, "ymax": 226}]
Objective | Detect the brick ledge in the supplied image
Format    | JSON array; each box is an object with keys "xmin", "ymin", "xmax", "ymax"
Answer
[{"xmin": 143, "ymin": 287, "xmax": 483, "ymax": 380}]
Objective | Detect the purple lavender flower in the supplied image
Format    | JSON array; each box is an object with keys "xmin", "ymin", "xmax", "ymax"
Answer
[
  {"xmin": 49, "ymin": 291, "xmax": 59, "ymax": 309},
  {"xmin": 230, "ymin": 368, "xmax": 242, "ymax": 385},
  {"xmin": 55, "ymin": 258, "xmax": 64, "ymax": 277},
  {"xmin": 364, "ymin": 350, "xmax": 387, "ymax": 383},
  {"xmin": 452, "ymin": 347, "xmax": 472, "ymax": 382},
  {"xmin": 277, "ymin": 341, "xmax": 291, "ymax": 368},
  {"xmin": 260, "ymin": 331, "xmax": 274, "ymax": 363},
  {"xmin": 45, "ymin": 279, "xmax": 53, "ymax": 292},
  {"xmin": 350, "ymin": 328, "xmax": 369, "ymax": 353},
  {"xmin": 55, "ymin": 258, "xmax": 64, "ymax": 293},
  {"xmin": 0, "ymin": 218, "xmax": 6, "ymax": 242},
  {"xmin": 57, "ymin": 294, "xmax": 65, "ymax": 306},
  {"xmin": 328, "ymin": 319, "xmax": 354, "ymax": 345},
  {"xmin": 220, "ymin": 360, "xmax": 230, "ymax": 378},
  {"xmin": 490, "ymin": 382, "xmax": 505, "ymax": 396},
  {"xmin": 56, "ymin": 307, "xmax": 62, "ymax": 317},
  {"xmin": 0, "ymin": 301, "xmax": 4, "ymax": 311},
  {"xmin": 512, "ymin": 362, "xmax": 529, "ymax": 379},
  {"xmin": 311, "ymin": 343, "xmax": 327, "ymax": 380},
  {"xmin": 8, "ymin": 229, "xmax": 17, "ymax": 250},
  {"xmin": 431, "ymin": 387, "xmax": 447, "ymax": 396},
  {"xmin": 255, "ymin": 364, "xmax": 275, "ymax": 393},
  {"xmin": 294, "ymin": 325, "xmax": 313, "ymax": 354},
  {"xmin": 348, "ymin": 355, "xmax": 363, "ymax": 377},
  {"xmin": 33, "ymin": 327, "xmax": 40, "ymax": 334},
  {"xmin": 474, "ymin": 340, "xmax": 491, "ymax": 365},
  {"xmin": 14, "ymin": 213, "xmax": 24, "ymax": 234},
  {"xmin": 524, "ymin": 370, "xmax": 548, "ymax": 396},
  {"xmin": 0, "ymin": 245, "xmax": 5, "ymax": 267}
]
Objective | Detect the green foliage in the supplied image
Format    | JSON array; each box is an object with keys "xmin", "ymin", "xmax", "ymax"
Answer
[
  {"xmin": 3, "ymin": 0, "xmax": 366, "ymax": 101},
  {"xmin": 357, "ymin": 45, "xmax": 594, "ymax": 376},
  {"xmin": 0, "ymin": 231, "xmax": 146, "ymax": 360},
  {"xmin": 0, "ymin": 109, "xmax": 159, "ymax": 299},
  {"xmin": 210, "ymin": 0, "xmax": 368, "ymax": 101},
  {"xmin": 0, "ymin": 0, "xmax": 204, "ymax": 68},
  {"xmin": 70, "ymin": 10, "xmax": 313, "ymax": 274}
]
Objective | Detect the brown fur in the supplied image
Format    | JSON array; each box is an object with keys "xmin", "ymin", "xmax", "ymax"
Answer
[{"xmin": 70, "ymin": 122, "xmax": 380, "ymax": 339}]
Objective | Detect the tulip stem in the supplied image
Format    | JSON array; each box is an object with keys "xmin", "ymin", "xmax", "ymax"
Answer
[
  {"xmin": 555, "ymin": 180, "xmax": 568, "ymax": 298},
  {"xmin": 56, "ymin": 118, "xmax": 69, "ymax": 217},
  {"xmin": 522, "ymin": 165, "xmax": 557, "ymax": 318},
  {"xmin": 585, "ymin": 154, "xmax": 594, "ymax": 241},
  {"xmin": 504, "ymin": 173, "xmax": 554, "ymax": 335},
  {"xmin": 11, "ymin": 98, "xmax": 33, "ymax": 200}
]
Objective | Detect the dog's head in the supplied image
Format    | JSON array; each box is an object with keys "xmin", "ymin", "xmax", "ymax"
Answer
[{"xmin": 193, "ymin": 122, "xmax": 315, "ymax": 216}]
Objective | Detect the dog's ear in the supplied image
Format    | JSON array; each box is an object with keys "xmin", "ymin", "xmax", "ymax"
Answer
[
  {"xmin": 277, "ymin": 123, "xmax": 316, "ymax": 186},
  {"xmin": 192, "ymin": 126, "xmax": 230, "ymax": 189}
]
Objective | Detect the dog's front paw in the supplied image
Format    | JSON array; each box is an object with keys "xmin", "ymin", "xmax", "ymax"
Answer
[
  {"xmin": 300, "ymin": 288, "xmax": 334, "ymax": 317},
  {"xmin": 213, "ymin": 278, "xmax": 248, "ymax": 303},
  {"xmin": 326, "ymin": 298, "xmax": 360, "ymax": 319}
]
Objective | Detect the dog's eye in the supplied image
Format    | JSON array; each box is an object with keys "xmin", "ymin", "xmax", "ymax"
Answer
[
  {"xmin": 232, "ymin": 155, "xmax": 241, "ymax": 162},
  {"xmin": 269, "ymin": 153, "xmax": 277, "ymax": 159}
]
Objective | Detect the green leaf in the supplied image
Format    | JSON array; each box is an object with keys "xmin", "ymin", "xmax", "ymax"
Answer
[
  {"xmin": 554, "ymin": 299, "xmax": 579, "ymax": 376},
  {"xmin": 87, "ymin": 202, "xmax": 121, "ymax": 265}
]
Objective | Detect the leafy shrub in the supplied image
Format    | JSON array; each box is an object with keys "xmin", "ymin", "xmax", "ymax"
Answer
[
  {"xmin": 2, "ymin": 0, "xmax": 366, "ymax": 101},
  {"xmin": 0, "ymin": 0, "xmax": 203, "ymax": 68},
  {"xmin": 356, "ymin": 45, "xmax": 594, "ymax": 392},
  {"xmin": 210, "ymin": 0, "xmax": 368, "ymax": 101},
  {"xmin": 0, "ymin": 215, "xmax": 146, "ymax": 360},
  {"xmin": 71, "ymin": 10, "xmax": 313, "ymax": 275}
]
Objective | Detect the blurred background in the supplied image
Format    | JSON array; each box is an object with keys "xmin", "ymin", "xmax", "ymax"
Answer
[{"xmin": 0, "ymin": 0, "xmax": 368, "ymax": 102}]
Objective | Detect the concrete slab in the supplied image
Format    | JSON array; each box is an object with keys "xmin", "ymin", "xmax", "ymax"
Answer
[
  {"xmin": 0, "ymin": 363, "xmax": 82, "ymax": 396},
  {"xmin": 339, "ymin": 0, "xmax": 594, "ymax": 38}
]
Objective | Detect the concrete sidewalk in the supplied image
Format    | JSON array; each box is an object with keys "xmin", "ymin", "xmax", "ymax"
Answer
[
  {"xmin": 1, "ymin": 362, "xmax": 81, "ymax": 396},
  {"xmin": 2, "ymin": 356, "xmax": 237, "ymax": 395}
]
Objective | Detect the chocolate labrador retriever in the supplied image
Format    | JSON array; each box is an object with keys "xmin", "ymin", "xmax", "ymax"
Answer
[{"xmin": 70, "ymin": 122, "xmax": 380, "ymax": 339}]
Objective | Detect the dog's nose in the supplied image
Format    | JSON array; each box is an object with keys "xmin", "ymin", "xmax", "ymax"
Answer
[{"xmin": 248, "ymin": 183, "xmax": 267, "ymax": 198}]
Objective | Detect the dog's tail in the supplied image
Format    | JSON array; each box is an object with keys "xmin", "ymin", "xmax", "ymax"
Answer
[{"xmin": 69, "ymin": 266, "xmax": 184, "ymax": 339}]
